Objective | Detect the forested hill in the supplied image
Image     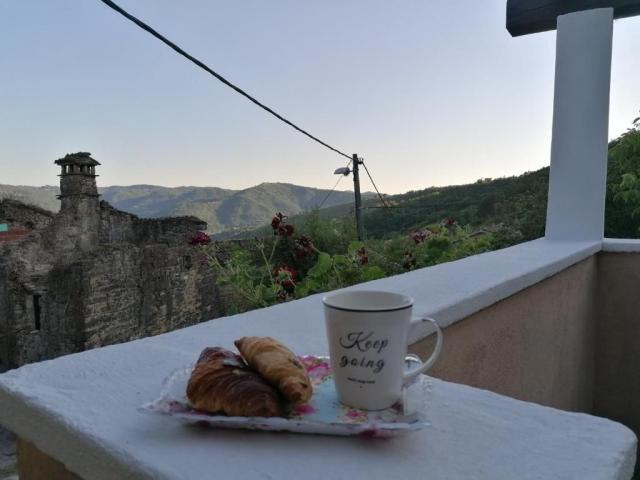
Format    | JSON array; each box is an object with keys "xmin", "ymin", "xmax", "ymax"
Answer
[
  {"xmin": 250, "ymin": 123, "xmax": 640, "ymax": 242},
  {"xmin": 359, "ymin": 168, "xmax": 549, "ymax": 240},
  {"xmin": 226, "ymin": 167, "xmax": 549, "ymax": 244}
]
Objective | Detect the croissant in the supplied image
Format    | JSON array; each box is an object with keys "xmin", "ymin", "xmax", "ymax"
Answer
[
  {"xmin": 186, "ymin": 347, "xmax": 283, "ymax": 417},
  {"xmin": 234, "ymin": 337, "xmax": 312, "ymax": 404}
]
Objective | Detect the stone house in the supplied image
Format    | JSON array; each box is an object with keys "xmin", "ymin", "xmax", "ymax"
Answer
[{"xmin": 0, "ymin": 153, "xmax": 219, "ymax": 372}]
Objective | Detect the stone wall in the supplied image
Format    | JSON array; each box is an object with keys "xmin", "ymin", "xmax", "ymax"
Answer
[
  {"xmin": 1, "ymin": 197, "xmax": 219, "ymax": 372},
  {"xmin": 59, "ymin": 175, "xmax": 98, "ymax": 203},
  {"xmin": 1, "ymin": 154, "xmax": 221, "ymax": 373},
  {"xmin": 98, "ymin": 202, "xmax": 138, "ymax": 244},
  {"xmin": 80, "ymin": 247, "xmax": 142, "ymax": 348},
  {"xmin": 0, "ymin": 199, "xmax": 53, "ymax": 230},
  {"xmin": 44, "ymin": 213, "xmax": 98, "ymax": 259},
  {"xmin": 41, "ymin": 262, "xmax": 85, "ymax": 360},
  {"xmin": 80, "ymin": 244, "xmax": 218, "ymax": 350},
  {"xmin": 98, "ymin": 201, "xmax": 207, "ymax": 246},
  {"xmin": 0, "ymin": 262, "xmax": 10, "ymax": 372},
  {"xmin": 0, "ymin": 233, "xmax": 55, "ymax": 370},
  {"xmin": 0, "ymin": 427, "xmax": 16, "ymax": 480},
  {"xmin": 133, "ymin": 216, "xmax": 208, "ymax": 245},
  {"xmin": 137, "ymin": 245, "xmax": 218, "ymax": 336},
  {"xmin": 6, "ymin": 261, "xmax": 85, "ymax": 368}
]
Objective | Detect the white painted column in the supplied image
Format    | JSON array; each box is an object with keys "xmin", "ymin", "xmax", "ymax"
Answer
[{"xmin": 545, "ymin": 8, "xmax": 613, "ymax": 241}]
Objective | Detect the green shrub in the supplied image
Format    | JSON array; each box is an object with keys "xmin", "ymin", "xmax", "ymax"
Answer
[{"xmin": 197, "ymin": 212, "xmax": 503, "ymax": 313}]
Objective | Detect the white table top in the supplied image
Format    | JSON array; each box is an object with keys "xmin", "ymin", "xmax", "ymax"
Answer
[{"xmin": 0, "ymin": 294, "xmax": 636, "ymax": 480}]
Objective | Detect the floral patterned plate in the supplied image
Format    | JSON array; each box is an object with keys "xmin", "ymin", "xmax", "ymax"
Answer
[{"xmin": 140, "ymin": 355, "xmax": 431, "ymax": 438}]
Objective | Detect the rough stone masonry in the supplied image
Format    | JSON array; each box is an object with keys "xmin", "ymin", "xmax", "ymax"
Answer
[{"xmin": 0, "ymin": 152, "xmax": 219, "ymax": 372}]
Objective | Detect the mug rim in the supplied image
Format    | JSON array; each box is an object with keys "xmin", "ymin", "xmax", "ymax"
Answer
[{"xmin": 322, "ymin": 290, "xmax": 413, "ymax": 313}]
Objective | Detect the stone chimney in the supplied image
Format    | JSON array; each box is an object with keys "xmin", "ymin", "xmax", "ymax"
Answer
[
  {"xmin": 55, "ymin": 152, "xmax": 100, "ymax": 212},
  {"xmin": 54, "ymin": 152, "xmax": 101, "ymax": 252}
]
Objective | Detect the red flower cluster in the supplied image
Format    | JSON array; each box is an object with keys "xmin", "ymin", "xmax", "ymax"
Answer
[
  {"xmin": 273, "ymin": 264, "xmax": 298, "ymax": 294},
  {"xmin": 443, "ymin": 218, "xmax": 457, "ymax": 228},
  {"xmin": 293, "ymin": 235, "xmax": 314, "ymax": 260},
  {"xmin": 402, "ymin": 251, "xmax": 417, "ymax": 270},
  {"xmin": 271, "ymin": 212, "xmax": 285, "ymax": 229},
  {"xmin": 189, "ymin": 231, "xmax": 211, "ymax": 245},
  {"xmin": 271, "ymin": 213, "xmax": 294, "ymax": 237},
  {"xmin": 409, "ymin": 229, "xmax": 430, "ymax": 244},
  {"xmin": 355, "ymin": 246, "xmax": 369, "ymax": 265}
]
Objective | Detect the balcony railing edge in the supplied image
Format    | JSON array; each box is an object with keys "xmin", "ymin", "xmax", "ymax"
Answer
[{"xmin": 602, "ymin": 238, "xmax": 640, "ymax": 252}]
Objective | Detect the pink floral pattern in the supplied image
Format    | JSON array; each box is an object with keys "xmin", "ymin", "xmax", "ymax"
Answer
[
  {"xmin": 141, "ymin": 356, "xmax": 429, "ymax": 438},
  {"xmin": 299, "ymin": 355, "xmax": 332, "ymax": 384},
  {"xmin": 343, "ymin": 409, "xmax": 368, "ymax": 424},
  {"xmin": 292, "ymin": 404, "xmax": 317, "ymax": 415}
]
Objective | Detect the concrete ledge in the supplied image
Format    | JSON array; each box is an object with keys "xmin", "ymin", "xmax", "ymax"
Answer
[
  {"xmin": 602, "ymin": 238, "xmax": 640, "ymax": 252},
  {"xmin": 349, "ymin": 238, "xmax": 602, "ymax": 343}
]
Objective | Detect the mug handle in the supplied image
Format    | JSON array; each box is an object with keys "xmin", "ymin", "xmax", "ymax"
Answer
[{"xmin": 402, "ymin": 317, "xmax": 443, "ymax": 386}]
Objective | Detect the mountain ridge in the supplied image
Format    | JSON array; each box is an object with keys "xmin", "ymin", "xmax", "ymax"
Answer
[
  {"xmin": 228, "ymin": 168, "xmax": 551, "ymax": 242},
  {"xmin": 0, "ymin": 182, "xmax": 372, "ymax": 235}
]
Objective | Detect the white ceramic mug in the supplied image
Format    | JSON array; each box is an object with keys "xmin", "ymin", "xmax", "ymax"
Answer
[{"xmin": 322, "ymin": 290, "xmax": 443, "ymax": 410}]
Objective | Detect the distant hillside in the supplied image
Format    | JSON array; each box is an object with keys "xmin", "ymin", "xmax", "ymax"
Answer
[
  {"xmin": 238, "ymin": 126, "xmax": 640, "ymax": 242},
  {"xmin": 0, "ymin": 182, "xmax": 368, "ymax": 235},
  {"xmin": 98, "ymin": 185, "xmax": 233, "ymax": 233},
  {"xmin": 234, "ymin": 168, "xmax": 550, "ymax": 243},
  {"xmin": 0, "ymin": 185, "xmax": 60, "ymax": 211},
  {"xmin": 361, "ymin": 168, "xmax": 549, "ymax": 240},
  {"xmin": 99, "ymin": 183, "xmax": 369, "ymax": 235}
]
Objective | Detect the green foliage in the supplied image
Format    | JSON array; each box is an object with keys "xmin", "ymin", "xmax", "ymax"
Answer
[
  {"xmin": 605, "ymin": 116, "xmax": 640, "ymax": 236},
  {"xmin": 203, "ymin": 214, "xmax": 500, "ymax": 313},
  {"xmin": 254, "ymin": 169, "xmax": 549, "ymax": 246},
  {"xmin": 294, "ymin": 209, "xmax": 356, "ymax": 254},
  {"xmin": 358, "ymin": 170, "xmax": 549, "ymax": 242},
  {"xmin": 202, "ymin": 245, "xmax": 279, "ymax": 312},
  {"xmin": 615, "ymin": 173, "xmax": 640, "ymax": 213}
]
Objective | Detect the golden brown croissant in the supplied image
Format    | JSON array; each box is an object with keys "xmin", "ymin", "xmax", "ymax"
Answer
[
  {"xmin": 234, "ymin": 337, "xmax": 312, "ymax": 404},
  {"xmin": 186, "ymin": 347, "xmax": 283, "ymax": 417}
]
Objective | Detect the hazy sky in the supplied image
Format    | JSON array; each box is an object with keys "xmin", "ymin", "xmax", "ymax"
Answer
[{"xmin": 1, "ymin": 1, "xmax": 638, "ymax": 194}]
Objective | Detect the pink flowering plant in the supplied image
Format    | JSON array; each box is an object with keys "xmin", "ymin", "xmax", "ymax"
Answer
[
  {"xmin": 197, "ymin": 211, "xmax": 495, "ymax": 313},
  {"xmin": 189, "ymin": 231, "xmax": 212, "ymax": 245},
  {"xmin": 197, "ymin": 212, "xmax": 387, "ymax": 312}
]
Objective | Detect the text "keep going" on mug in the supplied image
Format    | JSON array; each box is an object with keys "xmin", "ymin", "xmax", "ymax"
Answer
[{"xmin": 322, "ymin": 290, "xmax": 443, "ymax": 411}]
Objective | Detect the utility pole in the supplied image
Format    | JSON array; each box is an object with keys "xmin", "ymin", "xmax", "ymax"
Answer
[{"xmin": 352, "ymin": 153, "xmax": 365, "ymax": 241}]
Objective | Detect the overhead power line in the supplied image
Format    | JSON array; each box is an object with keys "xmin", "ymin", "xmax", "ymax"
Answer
[
  {"xmin": 361, "ymin": 160, "xmax": 389, "ymax": 208},
  {"xmin": 318, "ymin": 175, "xmax": 345, "ymax": 209},
  {"xmin": 98, "ymin": 0, "xmax": 352, "ymax": 161}
]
